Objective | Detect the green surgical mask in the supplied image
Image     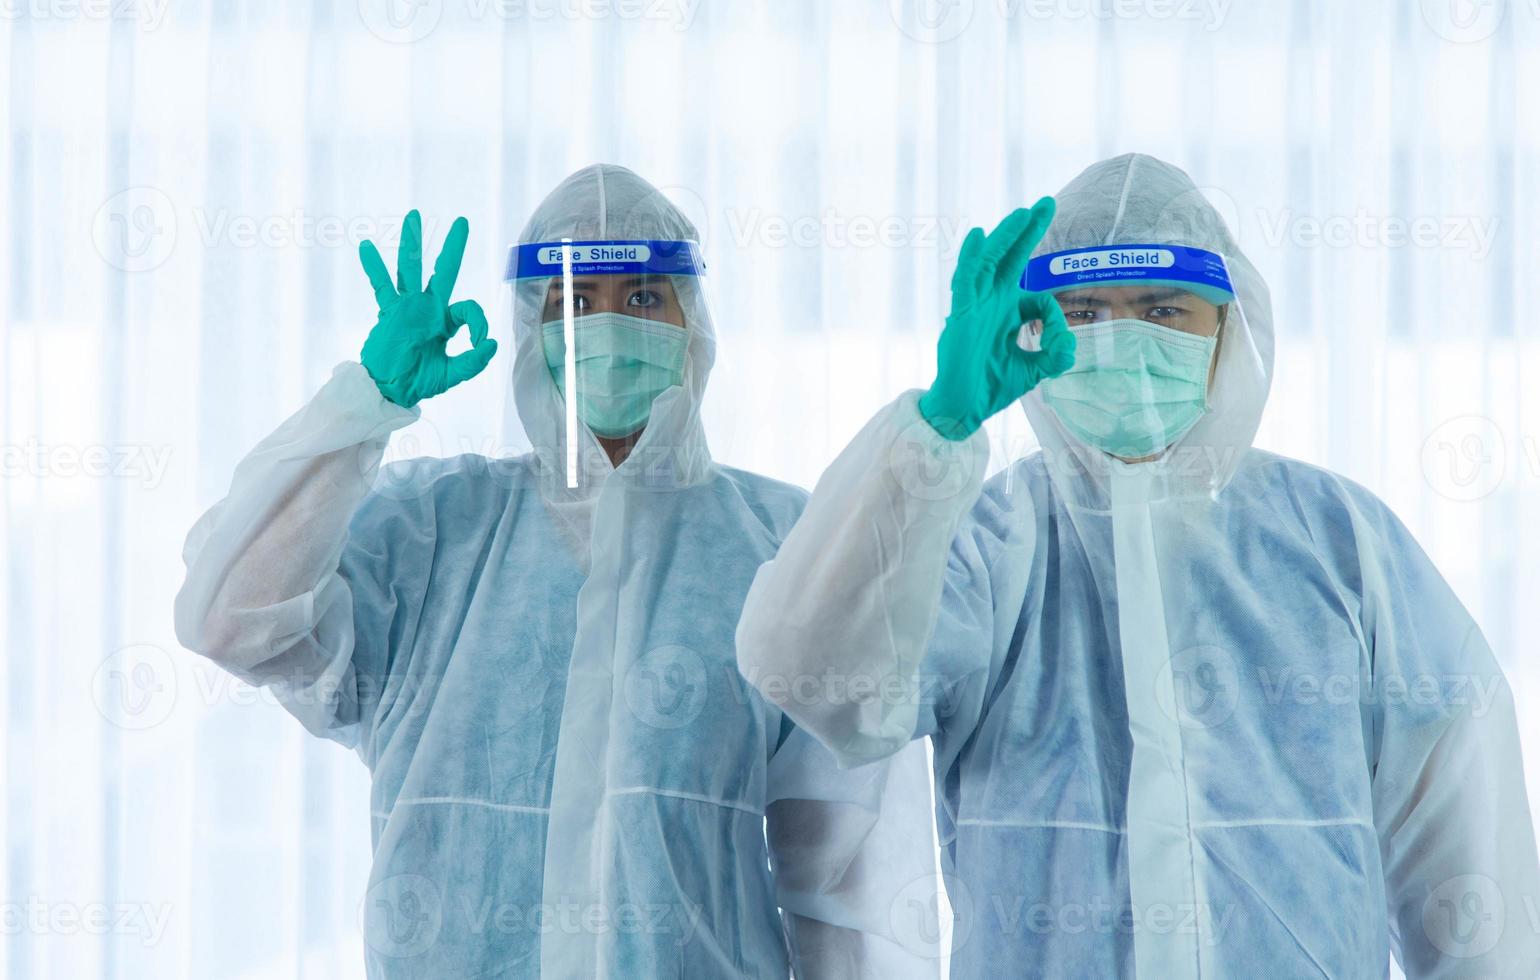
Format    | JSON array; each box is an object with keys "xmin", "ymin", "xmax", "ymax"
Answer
[
  {"xmin": 1041, "ymin": 318, "xmax": 1217, "ymax": 459},
  {"xmin": 542, "ymin": 312, "xmax": 688, "ymax": 439}
]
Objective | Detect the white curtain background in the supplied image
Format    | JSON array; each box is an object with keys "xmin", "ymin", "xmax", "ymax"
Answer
[{"xmin": 4, "ymin": 1, "xmax": 1538, "ymax": 977}]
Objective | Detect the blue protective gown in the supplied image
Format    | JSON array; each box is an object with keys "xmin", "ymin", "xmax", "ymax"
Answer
[
  {"xmin": 342, "ymin": 451, "xmax": 810, "ymax": 977},
  {"xmin": 908, "ymin": 448, "xmax": 1533, "ymax": 978}
]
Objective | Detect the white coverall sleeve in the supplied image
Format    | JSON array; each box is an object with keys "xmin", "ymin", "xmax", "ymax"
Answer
[
  {"xmin": 737, "ymin": 391, "xmax": 989, "ymax": 767},
  {"xmin": 1357, "ymin": 498, "xmax": 1540, "ymax": 978},
  {"xmin": 173, "ymin": 361, "xmax": 418, "ymax": 749},
  {"xmin": 768, "ymin": 733, "xmax": 940, "ymax": 979}
]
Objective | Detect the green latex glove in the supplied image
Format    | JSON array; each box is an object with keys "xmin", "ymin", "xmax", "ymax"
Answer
[
  {"xmin": 917, "ymin": 198, "xmax": 1076, "ymax": 441},
  {"xmin": 359, "ymin": 210, "xmax": 498, "ymax": 408}
]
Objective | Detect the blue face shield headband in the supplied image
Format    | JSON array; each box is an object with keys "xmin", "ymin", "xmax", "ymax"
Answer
[{"xmin": 1024, "ymin": 242, "xmax": 1235, "ymax": 305}]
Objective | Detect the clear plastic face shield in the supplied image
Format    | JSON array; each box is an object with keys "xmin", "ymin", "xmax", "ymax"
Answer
[
  {"xmin": 506, "ymin": 239, "xmax": 703, "ymax": 488},
  {"xmin": 1023, "ymin": 243, "xmax": 1241, "ymax": 463}
]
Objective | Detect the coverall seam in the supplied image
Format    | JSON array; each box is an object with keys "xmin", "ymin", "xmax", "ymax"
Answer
[
  {"xmin": 375, "ymin": 796, "xmax": 552, "ymax": 816},
  {"xmin": 606, "ymin": 785, "xmax": 763, "ymax": 817}
]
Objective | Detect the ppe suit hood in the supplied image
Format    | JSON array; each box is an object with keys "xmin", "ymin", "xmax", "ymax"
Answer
[
  {"xmin": 505, "ymin": 163, "xmax": 716, "ymax": 494},
  {"xmin": 1021, "ymin": 153, "xmax": 1275, "ymax": 505}
]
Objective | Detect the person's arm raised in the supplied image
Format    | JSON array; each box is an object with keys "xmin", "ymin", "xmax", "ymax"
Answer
[
  {"xmin": 737, "ymin": 199, "xmax": 1072, "ymax": 766},
  {"xmin": 174, "ymin": 211, "xmax": 495, "ymax": 746}
]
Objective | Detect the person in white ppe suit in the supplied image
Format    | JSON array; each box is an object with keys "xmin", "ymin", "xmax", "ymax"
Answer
[
  {"xmin": 737, "ymin": 152, "xmax": 1540, "ymax": 978},
  {"xmin": 175, "ymin": 163, "xmax": 936, "ymax": 979}
]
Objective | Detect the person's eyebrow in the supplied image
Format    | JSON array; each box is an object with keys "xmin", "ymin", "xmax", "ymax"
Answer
[
  {"xmin": 1131, "ymin": 287, "xmax": 1191, "ymax": 305},
  {"xmin": 1056, "ymin": 293, "xmax": 1112, "ymax": 307}
]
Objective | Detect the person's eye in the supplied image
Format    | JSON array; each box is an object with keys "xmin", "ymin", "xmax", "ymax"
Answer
[
  {"xmin": 628, "ymin": 289, "xmax": 661, "ymax": 309},
  {"xmin": 1148, "ymin": 307, "xmax": 1185, "ymax": 320},
  {"xmin": 1064, "ymin": 309, "xmax": 1100, "ymax": 323}
]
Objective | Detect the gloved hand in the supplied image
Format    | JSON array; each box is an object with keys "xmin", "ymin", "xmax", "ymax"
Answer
[
  {"xmin": 917, "ymin": 197, "xmax": 1076, "ymax": 441},
  {"xmin": 359, "ymin": 210, "xmax": 498, "ymax": 408}
]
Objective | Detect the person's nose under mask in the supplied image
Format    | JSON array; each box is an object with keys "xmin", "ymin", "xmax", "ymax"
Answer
[
  {"xmin": 1040, "ymin": 318, "xmax": 1217, "ymax": 460},
  {"xmin": 542, "ymin": 312, "xmax": 688, "ymax": 439}
]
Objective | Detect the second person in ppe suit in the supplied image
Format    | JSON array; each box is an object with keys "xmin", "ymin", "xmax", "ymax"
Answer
[
  {"xmin": 175, "ymin": 164, "xmax": 936, "ymax": 979},
  {"xmin": 737, "ymin": 153, "xmax": 1540, "ymax": 978}
]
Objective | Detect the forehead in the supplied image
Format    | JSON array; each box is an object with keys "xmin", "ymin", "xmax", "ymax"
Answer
[
  {"xmin": 545, "ymin": 274, "xmax": 677, "ymax": 291},
  {"xmin": 1054, "ymin": 285, "xmax": 1214, "ymax": 309}
]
